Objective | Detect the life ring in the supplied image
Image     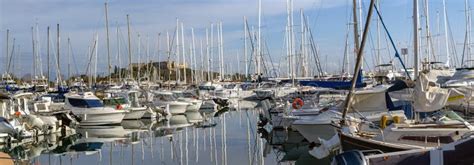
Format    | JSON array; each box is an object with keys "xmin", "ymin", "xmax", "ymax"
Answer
[
  {"xmin": 116, "ymin": 104, "xmax": 123, "ymax": 110},
  {"xmin": 292, "ymin": 98, "xmax": 304, "ymax": 109}
]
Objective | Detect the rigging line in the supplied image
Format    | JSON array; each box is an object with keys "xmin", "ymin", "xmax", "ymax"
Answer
[
  {"xmin": 303, "ymin": 12, "xmax": 324, "ymax": 76},
  {"xmin": 244, "ymin": 19, "xmax": 256, "ymax": 75},
  {"xmin": 374, "ymin": 5, "xmax": 411, "ymax": 80},
  {"xmin": 68, "ymin": 39, "xmax": 80, "ymax": 76}
]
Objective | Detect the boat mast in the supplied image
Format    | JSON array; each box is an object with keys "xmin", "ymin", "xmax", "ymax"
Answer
[
  {"xmin": 31, "ymin": 27, "xmax": 36, "ymax": 79},
  {"xmin": 206, "ymin": 28, "xmax": 210, "ymax": 81},
  {"xmin": 219, "ymin": 22, "xmax": 224, "ymax": 81},
  {"xmin": 465, "ymin": 0, "xmax": 472, "ymax": 67},
  {"xmin": 127, "ymin": 14, "xmax": 133, "ymax": 80},
  {"xmin": 67, "ymin": 37, "xmax": 71, "ymax": 82},
  {"xmin": 117, "ymin": 25, "xmax": 122, "ymax": 83},
  {"xmin": 300, "ymin": 9, "xmax": 305, "ymax": 77},
  {"xmin": 424, "ymin": 0, "xmax": 433, "ymax": 66},
  {"xmin": 47, "ymin": 26, "xmax": 50, "ymax": 84},
  {"xmin": 342, "ymin": 0, "xmax": 376, "ymax": 124},
  {"xmin": 257, "ymin": 0, "xmax": 262, "ymax": 78},
  {"xmin": 137, "ymin": 33, "xmax": 141, "ymax": 84},
  {"xmin": 191, "ymin": 27, "xmax": 196, "ymax": 84},
  {"xmin": 443, "ymin": 0, "xmax": 449, "ymax": 67},
  {"xmin": 57, "ymin": 24, "xmax": 62, "ymax": 85},
  {"xmin": 181, "ymin": 22, "xmax": 187, "ymax": 84},
  {"xmin": 94, "ymin": 33, "xmax": 98, "ymax": 86},
  {"xmin": 352, "ymin": 0, "xmax": 360, "ymax": 62},
  {"xmin": 5, "ymin": 29, "xmax": 8, "ymax": 75},
  {"xmin": 176, "ymin": 18, "xmax": 181, "ymax": 83},
  {"xmin": 200, "ymin": 40, "xmax": 204, "ymax": 82},
  {"xmin": 376, "ymin": 1, "xmax": 381, "ymax": 67},
  {"xmin": 210, "ymin": 23, "xmax": 214, "ymax": 81},
  {"xmin": 244, "ymin": 16, "xmax": 249, "ymax": 79},
  {"xmin": 414, "ymin": 0, "xmax": 420, "ymax": 79},
  {"xmin": 166, "ymin": 31, "xmax": 171, "ymax": 88},
  {"xmin": 105, "ymin": 3, "xmax": 112, "ymax": 84}
]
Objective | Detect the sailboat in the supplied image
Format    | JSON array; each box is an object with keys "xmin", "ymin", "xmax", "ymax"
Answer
[{"xmin": 333, "ymin": 0, "xmax": 474, "ymax": 155}]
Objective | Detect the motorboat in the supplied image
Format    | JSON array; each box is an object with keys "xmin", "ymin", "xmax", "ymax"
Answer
[
  {"xmin": 172, "ymin": 90, "xmax": 203, "ymax": 112},
  {"xmin": 65, "ymin": 92, "xmax": 126, "ymax": 126},
  {"xmin": 152, "ymin": 91, "xmax": 189, "ymax": 115}
]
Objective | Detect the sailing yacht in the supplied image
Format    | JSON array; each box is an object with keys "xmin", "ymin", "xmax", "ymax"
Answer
[
  {"xmin": 65, "ymin": 92, "xmax": 126, "ymax": 125},
  {"xmin": 337, "ymin": 74, "xmax": 474, "ymax": 153}
]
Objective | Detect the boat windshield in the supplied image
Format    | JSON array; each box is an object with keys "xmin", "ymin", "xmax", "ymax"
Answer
[{"xmin": 68, "ymin": 98, "xmax": 103, "ymax": 108}]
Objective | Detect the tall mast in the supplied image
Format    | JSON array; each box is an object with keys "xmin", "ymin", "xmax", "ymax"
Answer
[
  {"xmin": 35, "ymin": 24, "xmax": 43, "ymax": 77},
  {"xmin": 243, "ymin": 16, "xmax": 249, "ymax": 79},
  {"xmin": 286, "ymin": 1, "xmax": 291, "ymax": 78},
  {"xmin": 94, "ymin": 34, "xmax": 99, "ymax": 85},
  {"xmin": 352, "ymin": 0, "xmax": 360, "ymax": 59},
  {"xmin": 219, "ymin": 22, "xmax": 224, "ymax": 81},
  {"xmin": 442, "ymin": 0, "xmax": 450, "ymax": 67},
  {"xmin": 181, "ymin": 22, "xmax": 187, "ymax": 84},
  {"xmin": 47, "ymin": 26, "xmax": 50, "ymax": 83},
  {"xmin": 210, "ymin": 23, "xmax": 214, "ymax": 81},
  {"xmin": 289, "ymin": 0, "xmax": 295, "ymax": 85},
  {"xmin": 176, "ymin": 18, "xmax": 181, "ymax": 83},
  {"xmin": 257, "ymin": 0, "xmax": 262, "ymax": 77},
  {"xmin": 206, "ymin": 28, "xmax": 210, "ymax": 81},
  {"xmin": 465, "ymin": 0, "xmax": 472, "ymax": 66},
  {"xmin": 166, "ymin": 31, "xmax": 171, "ymax": 87},
  {"xmin": 191, "ymin": 27, "xmax": 196, "ymax": 84},
  {"xmin": 424, "ymin": 0, "xmax": 432, "ymax": 65},
  {"xmin": 147, "ymin": 36, "xmax": 150, "ymax": 80},
  {"xmin": 200, "ymin": 40, "xmax": 204, "ymax": 82},
  {"xmin": 31, "ymin": 27, "xmax": 36, "ymax": 78},
  {"xmin": 117, "ymin": 25, "xmax": 122, "ymax": 82},
  {"xmin": 57, "ymin": 24, "xmax": 61, "ymax": 84},
  {"xmin": 127, "ymin": 14, "xmax": 133, "ymax": 80},
  {"xmin": 218, "ymin": 22, "xmax": 222, "ymax": 80},
  {"xmin": 137, "ymin": 33, "xmax": 141, "ymax": 83},
  {"xmin": 105, "ymin": 3, "xmax": 112, "ymax": 84},
  {"xmin": 5, "ymin": 29, "xmax": 8, "ymax": 75},
  {"xmin": 414, "ymin": 0, "xmax": 420, "ymax": 79},
  {"xmin": 67, "ymin": 37, "xmax": 71, "ymax": 81},
  {"xmin": 300, "ymin": 9, "xmax": 306, "ymax": 77},
  {"xmin": 376, "ymin": 0, "xmax": 381, "ymax": 66},
  {"xmin": 157, "ymin": 33, "xmax": 161, "ymax": 82},
  {"xmin": 342, "ymin": 0, "xmax": 376, "ymax": 124}
]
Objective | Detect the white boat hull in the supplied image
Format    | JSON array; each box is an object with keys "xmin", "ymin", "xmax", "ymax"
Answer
[
  {"xmin": 72, "ymin": 108, "xmax": 125, "ymax": 126},
  {"xmin": 186, "ymin": 101, "xmax": 202, "ymax": 112},
  {"xmin": 123, "ymin": 107, "xmax": 147, "ymax": 120}
]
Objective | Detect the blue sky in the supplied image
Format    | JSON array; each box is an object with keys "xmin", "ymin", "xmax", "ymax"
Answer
[{"xmin": 0, "ymin": 0, "xmax": 471, "ymax": 78}]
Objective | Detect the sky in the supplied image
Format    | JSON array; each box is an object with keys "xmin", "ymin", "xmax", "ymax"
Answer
[{"xmin": 0, "ymin": 0, "xmax": 471, "ymax": 79}]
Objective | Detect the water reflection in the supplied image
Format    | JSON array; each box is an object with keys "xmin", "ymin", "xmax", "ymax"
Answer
[{"xmin": 2, "ymin": 100, "xmax": 329, "ymax": 165}]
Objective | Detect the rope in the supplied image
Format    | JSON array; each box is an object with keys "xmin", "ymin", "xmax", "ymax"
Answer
[{"xmin": 374, "ymin": 5, "xmax": 412, "ymax": 80}]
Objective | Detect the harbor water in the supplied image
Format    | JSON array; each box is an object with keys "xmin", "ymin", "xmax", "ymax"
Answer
[{"xmin": 8, "ymin": 100, "xmax": 328, "ymax": 165}]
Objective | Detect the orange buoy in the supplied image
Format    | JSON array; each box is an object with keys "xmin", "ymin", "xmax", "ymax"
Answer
[
  {"xmin": 292, "ymin": 98, "xmax": 304, "ymax": 109},
  {"xmin": 14, "ymin": 111, "xmax": 21, "ymax": 117}
]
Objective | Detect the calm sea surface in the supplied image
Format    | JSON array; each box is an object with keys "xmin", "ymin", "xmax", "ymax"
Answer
[{"xmin": 8, "ymin": 101, "xmax": 330, "ymax": 165}]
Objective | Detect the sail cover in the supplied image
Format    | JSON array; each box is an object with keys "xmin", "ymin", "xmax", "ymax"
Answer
[{"xmin": 413, "ymin": 73, "xmax": 450, "ymax": 112}]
